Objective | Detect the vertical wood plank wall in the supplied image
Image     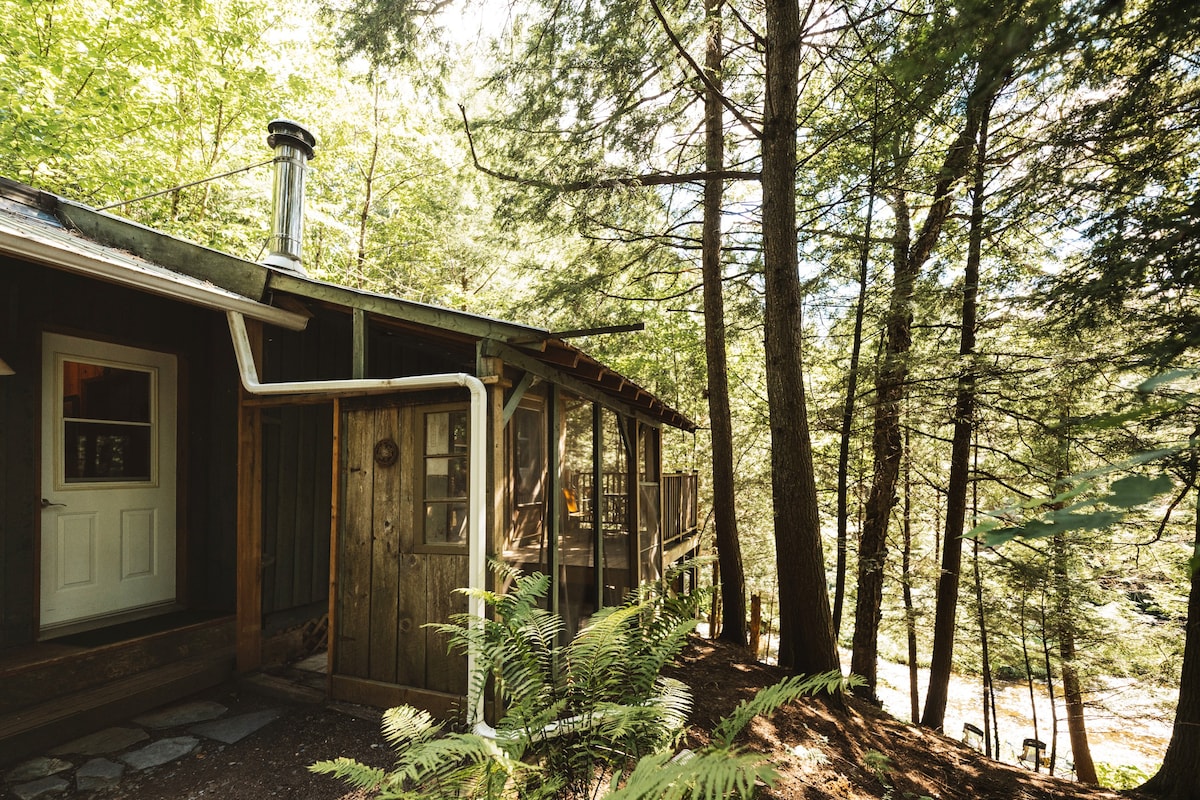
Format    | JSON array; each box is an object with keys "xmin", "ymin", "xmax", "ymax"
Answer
[
  {"xmin": 261, "ymin": 404, "xmax": 333, "ymax": 614},
  {"xmin": 1, "ymin": 262, "xmax": 238, "ymax": 649},
  {"xmin": 334, "ymin": 403, "xmax": 468, "ymax": 702}
]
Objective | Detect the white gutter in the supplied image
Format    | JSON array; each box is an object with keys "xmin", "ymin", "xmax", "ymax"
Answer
[{"xmin": 226, "ymin": 311, "xmax": 489, "ymax": 726}]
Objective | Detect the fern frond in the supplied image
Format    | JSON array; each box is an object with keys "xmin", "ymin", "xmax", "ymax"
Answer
[
  {"xmin": 383, "ymin": 730, "xmax": 519, "ymax": 790},
  {"xmin": 605, "ymin": 748, "xmax": 774, "ymax": 800},
  {"xmin": 308, "ymin": 756, "xmax": 386, "ymax": 790},
  {"xmin": 711, "ymin": 670, "xmax": 851, "ymax": 749},
  {"xmin": 566, "ymin": 603, "xmax": 645, "ymax": 702},
  {"xmin": 379, "ymin": 705, "xmax": 442, "ymax": 751}
]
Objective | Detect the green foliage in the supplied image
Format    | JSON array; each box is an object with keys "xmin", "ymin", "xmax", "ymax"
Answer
[
  {"xmin": 969, "ymin": 369, "xmax": 1200, "ymax": 548},
  {"xmin": 313, "ymin": 564, "xmax": 848, "ymax": 799},
  {"xmin": 1095, "ymin": 761, "xmax": 1154, "ymax": 791}
]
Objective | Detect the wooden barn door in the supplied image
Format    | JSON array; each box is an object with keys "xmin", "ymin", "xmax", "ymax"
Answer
[{"xmin": 331, "ymin": 400, "xmax": 468, "ymax": 715}]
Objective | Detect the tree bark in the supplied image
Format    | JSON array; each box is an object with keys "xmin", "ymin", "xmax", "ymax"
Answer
[
  {"xmin": 701, "ymin": 0, "xmax": 747, "ymax": 647},
  {"xmin": 851, "ymin": 62, "xmax": 1000, "ymax": 702},
  {"xmin": 834, "ymin": 98, "xmax": 878, "ymax": 639},
  {"xmin": 850, "ymin": 186, "xmax": 911, "ymax": 700},
  {"xmin": 973, "ymin": 531, "xmax": 996, "ymax": 758},
  {"xmin": 1053, "ymin": 529, "xmax": 1098, "ymax": 783},
  {"xmin": 902, "ymin": 425, "xmax": 919, "ymax": 723},
  {"xmin": 762, "ymin": 0, "xmax": 839, "ymax": 677},
  {"xmin": 1139, "ymin": 487, "xmax": 1200, "ymax": 800},
  {"xmin": 1021, "ymin": 592, "xmax": 1042, "ymax": 772},
  {"xmin": 1040, "ymin": 591, "xmax": 1059, "ymax": 775},
  {"xmin": 921, "ymin": 97, "xmax": 990, "ymax": 729}
]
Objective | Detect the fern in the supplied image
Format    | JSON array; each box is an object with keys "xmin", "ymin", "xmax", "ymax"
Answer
[
  {"xmin": 604, "ymin": 749, "xmax": 775, "ymax": 800},
  {"xmin": 314, "ymin": 560, "xmax": 839, "ymax": 799}
]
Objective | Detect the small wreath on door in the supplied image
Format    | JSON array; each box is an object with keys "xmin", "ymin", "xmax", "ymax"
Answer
[{"xmin": 373, "ymin": 437, "xmax": 399, "ymax": 467}]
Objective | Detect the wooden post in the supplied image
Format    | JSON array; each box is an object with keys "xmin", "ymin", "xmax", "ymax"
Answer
[
  {"xmin": 592, "ymin": 403, "xmax": 603, "ymax": 610},
  {"xmin": 710, "ymin": 560, "xmax": 721, "ymax": 639},
  {"xmin": 475, "ymin": 348, "xmax": 509, "ymax": 592},
  {"xmin": 326, "ymin": 398, "xmax": 341, "ymax": 694},
  {"xmin": 749, "ymin": 593, "xmax": 762, "ymax": 660},
  {"xmin": 352, "ymin": 308, "xmax": 367, "ymax": 379},
  {"xmin": 236, "ymin": 319, "xmax": 264, "ymax": 672},
  {"xmin": 547, "ymin": 384, "xmax": 561, "ymax": 617}
]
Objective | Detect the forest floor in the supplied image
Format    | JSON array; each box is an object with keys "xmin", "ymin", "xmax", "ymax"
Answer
[
  {"xmin": 665, "ymin": 637, "xmax": 1165, "ymax": 800},
  {"xmin": 16, "ymin": 636, "xmax": 1170, "ymax": 799}
]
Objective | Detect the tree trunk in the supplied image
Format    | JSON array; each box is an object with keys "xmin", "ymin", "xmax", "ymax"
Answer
[
  {"xmin": 851, "ymin": 57, "xmax": 1000, "ymax": 701},
  {"xmin": 834, "ymin": 104, "xmax": 877, "ymax": 640},
  {"xmin": 1021, "ymin": 593, "xmax": 1041, "ymax": 773},
  {"xmin": 1053, "ymin": 530, "xmax": 1098, "ymax": 783},
  {"xmin": 902, "ymin": 425, "xmax": 919, "ymax": 723},
  {"xmin": 850, "ymin": 187, "xmax": 912, "ymax": 701},
  {"xmin": 700, "ymin": 0, "xmax": 747, "ymax": 648},
  {"xmin": 921, "ymin": 98, "xmax": 990, "ymax": 729},
  {"xmin": 973, "ymin": 531, "xmax": 996, "ymax": 758},
  {"xmin": 1139, "ymin": 487, "xmax": 1200, "ymax": 800},
  {"xmin": 1040, "ymin": 592, "xmax": 1059, "ymax": 775},
  {"xmin": 762, "ymin": 0, "xmax": 839, "ymax": 678}
]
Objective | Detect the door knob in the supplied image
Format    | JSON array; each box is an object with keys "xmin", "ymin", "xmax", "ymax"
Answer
[{"xmin": 41, "ymin": 498, "xmax": 67, "ymax": 509}]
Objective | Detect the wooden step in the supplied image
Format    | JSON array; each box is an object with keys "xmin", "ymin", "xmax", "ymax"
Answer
[
  {"xmin": 0, "ymin": 650, "xmax": 234, "ymax": 767},
  {"xmin": 1, "ymin": 616, "xmax": 234, "ymax": 715}
]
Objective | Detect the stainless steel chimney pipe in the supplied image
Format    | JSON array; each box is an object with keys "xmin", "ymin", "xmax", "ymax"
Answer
[{"xmin": 264, "ymin": 119, "xmax": 316, "ymax": 275}]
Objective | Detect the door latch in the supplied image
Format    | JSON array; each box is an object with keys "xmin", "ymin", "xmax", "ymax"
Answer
[{"xmin": 40, "ymin": 498, "xmax": 67, "ymax": 509}]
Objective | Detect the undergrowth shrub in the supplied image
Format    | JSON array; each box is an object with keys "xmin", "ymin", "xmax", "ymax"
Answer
[
  {"xmin": 1094, "ymin": 761, "xmax": 1153, "ymax": 791},
  {"xmin": 312, "ymin": 562, "xmax": 851, "ymax": 798}
]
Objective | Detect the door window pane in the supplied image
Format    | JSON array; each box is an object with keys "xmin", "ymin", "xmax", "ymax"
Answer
[
  {"xmin": 423, "ymin": 409, "xmax": 469, "ymax": 546},
  {"xmin": 62, "ymin": 360, "xmax": 154, "ymax": 483}
]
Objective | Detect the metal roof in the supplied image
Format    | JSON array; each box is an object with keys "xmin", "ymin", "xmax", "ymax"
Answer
[
  {"xmin": 0, "ymin": 185, "xmax": 308, "ymax": 331},
  {"xmin": 0, "ymin": 176, "xmax": 695, "ymax": 431}
]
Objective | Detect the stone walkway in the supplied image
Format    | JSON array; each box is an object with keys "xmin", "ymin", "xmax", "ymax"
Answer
[
  {"xmin": 0, "ymin": 651, "xmax": 336, "ymax": 800},
  {"xmin": 2, "ymin": 699, "xmax": 284, "ymax": 800}
]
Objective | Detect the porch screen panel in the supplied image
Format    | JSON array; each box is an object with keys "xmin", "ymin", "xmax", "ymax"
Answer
[
  {"xmin": 602, "ymin": 408, "xmax": 633, "ymax": 606},
  {"xmin": 559, "ymin": 396, "xmax": 596, "ymax": 638},
  {"xmin": 638, "ymin": 425, "xmax": 661, "ymax": 585},
  {"xmin": 503, "ymin": 404, "xmax": 547, "ymax": 581}
]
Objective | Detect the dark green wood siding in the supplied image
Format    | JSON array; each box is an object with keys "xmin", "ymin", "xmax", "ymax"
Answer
[{"xmin": 0, "ymin": 258, "xmax": 239, "ymax": 648}]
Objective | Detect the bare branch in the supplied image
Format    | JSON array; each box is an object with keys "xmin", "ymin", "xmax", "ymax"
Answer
[
  {"xmin": 646, "ymin": 0, "xmax": 763, "ymax": 139},
  {"xmin": 458, "ymin": 105, "xmax": 759, "ymax": 191}
]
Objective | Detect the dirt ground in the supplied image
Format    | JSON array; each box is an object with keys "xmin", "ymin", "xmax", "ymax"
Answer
[
  {"xmin": 54, "ymin": 636, "xmax": 1161, "ymax": 799},
  {"xmin": 664, "ymin": 637, "xmax": 1150, "ymax": 800}
]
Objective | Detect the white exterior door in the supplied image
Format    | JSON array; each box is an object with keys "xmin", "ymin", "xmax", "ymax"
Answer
[{"xmin": 40, "ymin": 333, "xmax": 178, "ymax": 630}]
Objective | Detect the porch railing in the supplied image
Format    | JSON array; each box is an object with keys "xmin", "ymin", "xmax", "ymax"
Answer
[
  {"xmin": 661, "ymin": 471, "xmax": 698, "ymax": 549},
  {"xmin": 571, "ymin": 470, "xmax": 698, "ymax": 548}
]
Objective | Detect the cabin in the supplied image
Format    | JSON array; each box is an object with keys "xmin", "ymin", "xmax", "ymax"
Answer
[{"xmin": 0, "ymin": 121, "xmax": 701, "ymax": 764}]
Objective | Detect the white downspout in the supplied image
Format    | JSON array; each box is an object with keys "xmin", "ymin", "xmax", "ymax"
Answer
[{"xmin": 226, "ymin": 311, "xmax": 489, "ymax": 727}]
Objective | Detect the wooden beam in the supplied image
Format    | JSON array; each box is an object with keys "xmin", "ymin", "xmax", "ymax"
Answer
[
  {"xmin": 480, "ymin": 341, "xmax": 668, "ymax": 432},
  {"xmin": 538, "ymin": 342, "xmax": 581, "ymax": 368},
  {"xmin": 502, "ymin": 372, "xmax": 536, "ymax": 425},
  {"xmin": 352, "ymin": 308, "xmax": 367, "ymax": 379},
  {"xmin": 58, "ymin": 201, "xmax": 270, "ymax": 300},
  {"xmin": 268, "ymin": 272, "xmax": 548, "ymax": 345}
]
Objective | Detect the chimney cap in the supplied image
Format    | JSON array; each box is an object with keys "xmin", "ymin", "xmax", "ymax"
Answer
[{"xmin": 267, "ymin": 119, "xmax": 316, "ymax": 160}]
